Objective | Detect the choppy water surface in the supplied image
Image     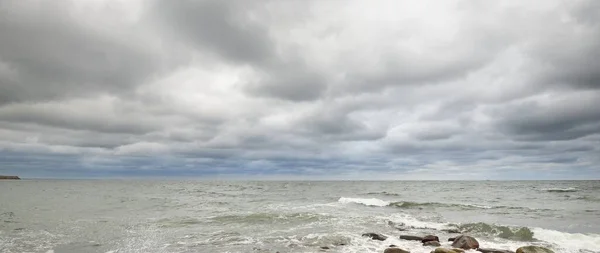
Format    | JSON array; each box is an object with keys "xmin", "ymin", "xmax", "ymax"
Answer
[{"xmin": 1, "ymin": 180, "xmax": 599, "ymax": 253}]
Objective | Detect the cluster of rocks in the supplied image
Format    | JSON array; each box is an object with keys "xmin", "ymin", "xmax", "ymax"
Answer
[{"xmin": 361, "ymin": 233, "xmax": 555, "ymax": 253}]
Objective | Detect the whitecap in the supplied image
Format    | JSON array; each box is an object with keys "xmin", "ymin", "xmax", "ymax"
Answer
[{"xmin": 338, "ymin": 197, "xmax": 389, "ymax": 207}]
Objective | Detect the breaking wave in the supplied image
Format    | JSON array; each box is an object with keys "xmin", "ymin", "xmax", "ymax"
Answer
[
  {"xmin": 448, "ymin": 222, "xmax": 535, "ymax": 241},
  {"xmin": 338, "ymin": 197, "xmax": 389, "ymax": 207},
  {"xmin": 339, "ymin": 197, "xmax": 497, "ymax": 210},
  {"xmin": 544, "ymin": 187, "xmax": 578, "ymax": 193}
]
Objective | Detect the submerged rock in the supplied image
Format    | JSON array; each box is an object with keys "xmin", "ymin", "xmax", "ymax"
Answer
[
  {"xmin": 516, "ymin": 246, "xmax": 555, "ymax": 253},
  {"xmin": 362, "ymin": 233, "xmax": 388, "ymax": 241},
  {"xmin": 448, "ymin": 237, "xmax": 456, "ymax": 242},
  {"xmin": 423, "ymin": 241, "xmax": 441, "ymax": 247},
  {"xmin": 451, "ymin": 235, "xmax": 479, "ymax": 250},
  {"xmin": 399, "ymin": 235, "xmax": 424, "ymax": 241},
  {"xmin": 422, "ymin": 235, "xmax": 440, "ymax": 243},
  {"xmin": 431, "ymin": 248, "xmax": 465, "ymax": 253},
  {"xmin": 384, "ymin": 247, "xmax": 410, "ymax": 253},
  {"xmin": 478, "ymin": 248, "xmax": 513, "ymax": 253}
]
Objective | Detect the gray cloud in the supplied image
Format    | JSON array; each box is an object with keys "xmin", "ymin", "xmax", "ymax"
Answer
[{"xmin": 1, "ymin": 0, "xmax": 599, "ymax": 179}]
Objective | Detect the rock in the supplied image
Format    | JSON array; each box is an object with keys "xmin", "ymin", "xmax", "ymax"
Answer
[
  {"xmin": 451, "ymin": 235, "xmax": 479, "ymax": 250},
  {"xmin": 384, "ymin": 247, "xmax": 410, "ymax": 253},
  {"xmin": 442, "ymin": 229, "xmax": 461, "ymax": 233},
  {"xmin": 431, "ymin": 248, "xmax": 465, "ymax": 253},
  {"xmin": 422, "ymin": 235, "xmax": 440, "ymax": 243},
  {"xmin": 0, "ymin": 175, "xmax": 20, "ymax": 180},
  {"xmin": 320, "ymin": 246, "xmax": 330, "ymax": 250},
  {"xmin": 448, "ymin": 237, "xmax": 456, "ymax": 241},
  {"xmin": 478, "ymin": 248, "xmax": 513, "ymax": 253},
  {"xmin": 423, "ymin": 241, "xmax": 442, "ymax": 247},
  {"xmin": 389, "ymin": 245, "xmax": 398, "ymax": 247},
  {"xmin": 399, "ymin": 235, "xmax": 424, "ymax": 241},
  {"xmin": 516, "ymin": 246, "xmax": 555, "ymax": 253},
  {"xmin": 362, "ymin": 233, "xmax": 388, "ymax": 241}
]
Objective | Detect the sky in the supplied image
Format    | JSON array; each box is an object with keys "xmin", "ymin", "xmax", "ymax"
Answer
[{"xmin": 0, "ymin": 0, "xmax": 599, "ymax": 180}]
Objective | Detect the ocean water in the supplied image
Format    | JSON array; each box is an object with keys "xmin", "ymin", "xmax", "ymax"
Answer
[{"xmin": 1, "ymin": 180, "xmax": 599, "ymax": 253}]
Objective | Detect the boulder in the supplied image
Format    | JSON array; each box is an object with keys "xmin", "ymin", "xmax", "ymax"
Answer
[
  {"xmin": 448, "ymin": 237, "xmax": 456, "ymax": 242},
  {"xmin": 451, "ymin": 235, "xmax": 479, "ymax": 250},
  {"xmin": 422, "ymin": 235, "xmax": 440, "ymax": 243},
  {"xmin": 516, "ymin": 246, "xmax": 555, "ymax": 253},
  {"xmin": 423, "ymin": 241, "xmax": 441, "ymax": 247},
  {"xmin": 431, "ymin": 248, "xmax": 465, "ymax": 253},
  {"xmin": 384, "ymin": 248, "xmax": 410, "ymax": 253},
  {"xmin": 478, "ymin": 248, "xmax": 513, "ymax": 253},
  {"xmin": 362, "ymin": 233, "xmax": 388, "ymax": 241},
  {"xmin": 399, "ymin": 235, "xmax": 424, "ymax": 241}
]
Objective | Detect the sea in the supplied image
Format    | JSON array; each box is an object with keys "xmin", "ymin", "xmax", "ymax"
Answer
[{"xmin": 1, "ymin": 180, "xmax": 599, "ymax": 253}]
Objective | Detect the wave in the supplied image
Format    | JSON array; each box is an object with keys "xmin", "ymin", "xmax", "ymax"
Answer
[
  {"xmin": 208, "ymin": 212, "xmax": 327, "ymax": 224},
  {"xmin": 544, "ymin": 187, "xmax": 578, "ymax": 192},
  {"xmin": 338, "ymin": 197, "xmax": 390, "ymax": 207},
  {"xmin": 532, "ymin": 227, "xmax": 600, "ymax": 252},
  {"xmin": 448, "ymin": 222, "xmax": 535, "ymax": 241},
  {"xmin": 338, "ymin": 197, "xmax": 533, "ymax": 211},
  {"xmin": 365, "ymin": 191, "xmax": 401, "ymax": 196}
]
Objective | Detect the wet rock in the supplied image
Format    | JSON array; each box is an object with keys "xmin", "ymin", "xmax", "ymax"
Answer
[
  {"xmin": 451, "ymin": 235, "xmax": 479, "ymax": 250},
  {"xmin": 384, "ymin": 247, "xmax": 410, "ymax": 253},
  {"xmin": 320, "ymin": 246, "xmax": 330, "ymax": 250},
  {"xmin": 422, "ymin": 235, "xmax": 440, "ymax": 243},
  {"xmin": 431, "ymin": 248, "xmax": 465, "ymax": 253},
  {"xmin": 448, "ymin": 237, "xmax": 455, "ymax": 241},
  {"xmin": 423, "ymin": 241, "xmax": 442, "ymax": 247},
  {"xmin": 389, "ymin": 244, "xmax": 397, "ymax": 247},
  {"xmin": 441, "ymin": 229, "xmax": 461, "ymax": 233},
  {"xmin": 362, "ymin": 233, "xmax": 388, "ymax": 241},
  {"xmin": 478, "ymin": 248, "xmax": 513, "ymax": 253},
  {"xmin": 516, "ymin": 246, "xmax": 555, "ymax": 253},
  {"xmin": 399, "ymin": 235, "xmax": 424, "ymax": 241}
]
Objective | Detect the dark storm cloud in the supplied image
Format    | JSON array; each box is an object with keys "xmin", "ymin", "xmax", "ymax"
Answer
[
  {"xmin": 495, "ymin": 92, "xmax": 600, "ymax": 141},
  {"xmin": 0, "ymin": 0, "xmax": 175, "ymax": 104},
  {"xmin": 150, "ymin": 0, "xmax": 328, "ymax": 101},
  {"xmin": 150, "ymin": 0, "xmax": 273, "ymax": 64}
]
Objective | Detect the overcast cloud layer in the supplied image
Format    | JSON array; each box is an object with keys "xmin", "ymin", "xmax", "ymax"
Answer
[{"xmin": 1, "ymin": 0, "xmax": 599, "ymax": 179}]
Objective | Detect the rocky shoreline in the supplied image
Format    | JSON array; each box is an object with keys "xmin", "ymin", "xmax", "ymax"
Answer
[
  {"xmin": 359, "ymin": 232, "xmax": 555, "ymax": 253},
  {"xmin": 0, "ymin": 175, "xmax": 20, "ymax": 180}
]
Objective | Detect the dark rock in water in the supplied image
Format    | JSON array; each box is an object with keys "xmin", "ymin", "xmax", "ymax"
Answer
[
  {"xmin": 384, "ymin": 247, "xmax": 410, "ymax": 253},
  {"xmin": 389, "ymin": 244, "xmax": 397, "ymax": 247},
  {"xmin": 422, "ymin": 235, "xmax": 440, "ymax": 243},
  {"xmin": 431, "ymin": 248, "xmax": 465, "ymax": 253},
  {"xmin": 478, "ymin": 248, "xmax": 513, "ymax": 253},
  {"xmin": 448, "ymin": 237, "xmax": 456, "ymax": 241},
  {"xmin": 516, "ymin": 246, "xmax": 555, "ymax": 253},
  {"xmin": 0, "ymin": 175, "xmax": 20, "ymax": 180},
  {"xmin": 362, "ymin": 233, "xmax": 388, "ymax": 241},
  {"xmin": 399, "ymin": 235, "xmax": 424, "ymax": 241},
  {"xmin": 423, "ymin": 241, "xmax": 441, "ymax": 247},
  {"xmin": 451, "ymin": 235, "xmax": 479, "ymax": 250},
  {"xmin": 320, "ymin": 246, "xmax": 330, "ymax": 250},
  {"xmin": 442, "ymin": 229, "xmax": 461, "ymax": 233}
]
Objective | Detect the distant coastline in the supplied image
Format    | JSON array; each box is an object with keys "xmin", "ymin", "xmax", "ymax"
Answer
[{"xmin": 0, "ymin": 175, "xmax": 20, "ymax": 180}]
